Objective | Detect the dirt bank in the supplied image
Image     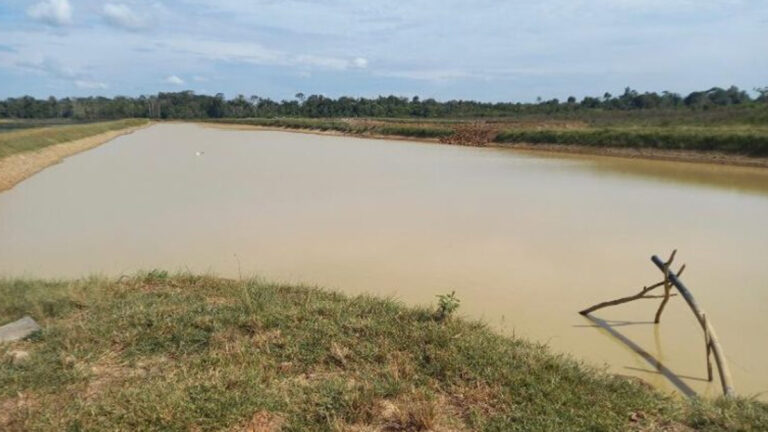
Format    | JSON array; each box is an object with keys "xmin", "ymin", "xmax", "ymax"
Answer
[
  {"xmin": 0, "ymin": 123, "xmax": 150, "ymax": 192},
  {"xmin": 495, "ymin": 142, "xmax": 768, "ymax": 169},
  {"xmin": 201, "ymin": 121, "xmax": 768, "ymax": 169}
]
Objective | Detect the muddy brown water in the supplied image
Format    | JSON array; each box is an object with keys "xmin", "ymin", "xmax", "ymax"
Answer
[{"xmin": 2, "ymin": 123, "xmax": 767, "ymax": 399}]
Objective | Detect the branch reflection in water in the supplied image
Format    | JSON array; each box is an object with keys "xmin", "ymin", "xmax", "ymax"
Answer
[{"xmin": 577, "ymin": 315, "xmax": 697, "ymax": 397}]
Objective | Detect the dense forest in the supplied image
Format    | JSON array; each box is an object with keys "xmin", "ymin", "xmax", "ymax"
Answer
[{"xmin": 1, "ymin": 86, "xmax": 766, "ymax": 120}]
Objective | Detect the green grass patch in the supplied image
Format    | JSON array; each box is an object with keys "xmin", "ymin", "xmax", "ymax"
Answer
[
  {"xmin": 373, "ymin": 125, "xmax": 453, "ymax": 139},
  {"xmin": 1, "ymin": 275, "xmax": 765, "ymax": 431},
  {"xmin": 0, "ymin": 119, "xmax": 95, "ymax": 133},
  {"xmin": 0, "ymin": 119, "xmax": 149, "ymax": 159}
]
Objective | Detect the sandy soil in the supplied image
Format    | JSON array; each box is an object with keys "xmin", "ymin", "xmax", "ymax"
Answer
[
  {"xmin": 201, "ymin": 122, "xmax": 768, "ymax": 169},
  {"xmin": 0, "ymin": 124, "xmax": 150, "ymax": 192}
]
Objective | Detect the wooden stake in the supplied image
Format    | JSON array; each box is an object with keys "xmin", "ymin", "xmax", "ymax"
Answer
[
  {"xmin": 654, "ymin": 250, "xmax": 677, "ymax": 324},
  {"xmin": 651, "ymin": 254, "xmax": 734, "ymax": 397},
  {"xmin": 704, "ymin": 313, "xmax": 713, "ymax": 382}
]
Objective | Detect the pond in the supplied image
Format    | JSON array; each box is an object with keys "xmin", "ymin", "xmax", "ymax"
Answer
[{"xmin": 2, "ymin": 123, "xmax": 767, "ymax": 399}]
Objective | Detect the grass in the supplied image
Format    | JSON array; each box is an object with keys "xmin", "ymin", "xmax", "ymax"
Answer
[
  {"xmin": 1, "ymin": 274, "xmax": 766, "ymax": 431},
  {"xmin": 493, "ymin": 126, "xmax": 768, "ymax": 156},
  {"xmin": 0, "ymin": 119, "xmax": 149, "ymax": 159},
  {"xmin": 0, "ymin": 119, "xmax": 95, "ymax": 133},
  {"xmin": 205, "ymin": 117, "xmax": 768, "ymax": 157},
  {"xmin": 476, "ymin": 105, "xmax": 768, "ymax": 128}
]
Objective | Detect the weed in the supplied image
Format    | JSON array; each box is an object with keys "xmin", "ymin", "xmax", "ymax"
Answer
[
  {"xmin": 434, "ymin": 291, "xmax": 461, "ymax": 322},
  {"xmin": 142, "ymin": 269, "xmax": 169, "ymax": 283}
]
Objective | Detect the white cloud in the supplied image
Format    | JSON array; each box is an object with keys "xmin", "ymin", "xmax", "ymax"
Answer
[
  {"xmin": 102, "ymin": 3, "xmax": 147, "ymax": 31},
  {"xmin": 164, "ymin": 39, "xmax": 284, "ymax": 65},
  {"xmin": 293, "ymin": 54, "xmax": 350, "ymax": 70},
  {"xmin": 353, "ymin": 57, "xmax": 368, "ymax": 68},
  {"xmin": 164, "ymin": 39, "xmax": 367, "ymax": 71},
  {"xmin": 16, "ymin": 57, "xmax": 78, "ymax": 79},
  {"xmin": 13, "ymin": 56, "xmax": 109, "ymax": 90},
  {"xmin": 27, "ymin": 0, "xmax": 72, "ymax": 26},
  {"xmin": 165, "ymin": 75, "xmax": 185, "ymax": 85},
  {"xmin": 293, "ymin": 55, "xmax": 368, "ymax": 70},
  {"xmin": 75, "ymin": 80, "xmax": 108, "ymax": 89},
  {"xmin": 376, "ymin": 69, "xmax": 486, "ymax": 82}
]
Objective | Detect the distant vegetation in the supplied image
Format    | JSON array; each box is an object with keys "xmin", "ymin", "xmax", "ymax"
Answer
[
  {"xmin": 1, "ymin": 86, "xmax": 766, "ymax": 122},
  {"xmin": 1, "ymin": 274, "xmax": 766, "ymax": 430},
  {"xmin": 2, "ymin": 86, "xmax": 767, "ymax": 159}
]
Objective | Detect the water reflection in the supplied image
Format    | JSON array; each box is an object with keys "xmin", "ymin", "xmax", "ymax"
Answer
[
  {"xmin": 504, "ymin": 148, "xmax": 768, "ymax": 197},
  {"xmin": 580, "ymin": 315, "xmax": 697, "ymax": 397}
]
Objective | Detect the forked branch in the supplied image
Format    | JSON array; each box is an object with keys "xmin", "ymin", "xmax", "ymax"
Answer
[
  {"xmin": 578, "ymin": 251, "xmax": 683, "ymax": 316},
  {"xmin": 578, "ymin": 281, "xmax": 665, "ymax": 315}
]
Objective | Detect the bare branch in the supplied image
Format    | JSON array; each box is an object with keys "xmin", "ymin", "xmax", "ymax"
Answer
[{"xmin": 579, "ymin": 280, "xmax": 668, "ymax": 315}]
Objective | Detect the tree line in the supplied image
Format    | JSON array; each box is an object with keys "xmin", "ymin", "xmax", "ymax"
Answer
[{"xmin": 1, "ymin": 86, "xmax": 766, "ymax": 120}]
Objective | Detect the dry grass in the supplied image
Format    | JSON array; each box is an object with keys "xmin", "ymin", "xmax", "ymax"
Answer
[{"xmin": 438, "ymin": 122, "xmax": 498, "ymax": 146}]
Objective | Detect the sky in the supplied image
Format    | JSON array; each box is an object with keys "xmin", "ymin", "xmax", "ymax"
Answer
[{"xmin": 0, "ymin": 0, "xmax": 766, "ymax": 102}]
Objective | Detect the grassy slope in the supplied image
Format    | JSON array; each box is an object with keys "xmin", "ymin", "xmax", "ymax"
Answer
[
  {"xmin": 1, "ymin": 275, "xmax": 766, "ymax": 431},
  {"xmin": 493, "ymin": 126, "xmax": 768, "ymax": 156},
  {"xmin": 0, "ymin": 119, "xmax": 94, "ymax": 133},
  {"xmin": 0, "ymin": 119, "xmax": 149, "ymax": 159},
  {"xmin": 205, "ymin": 117, "xmax": 768, "ymax": 157}
]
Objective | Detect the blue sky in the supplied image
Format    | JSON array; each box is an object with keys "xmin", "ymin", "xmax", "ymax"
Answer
[{"xmin": 0, "ymin": 0, "xmax": 766, "ymax": 101}]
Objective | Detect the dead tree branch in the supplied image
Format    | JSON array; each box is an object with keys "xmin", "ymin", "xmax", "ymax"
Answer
[{"xmin": 578, "ymin": 251, "xmax": 735, "ymax": 397}]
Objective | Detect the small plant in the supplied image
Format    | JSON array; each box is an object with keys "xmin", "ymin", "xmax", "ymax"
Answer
[
  {"xmin": 434, "ymin": 291, "xmax": 460, "ymax": 322},
  {"xmin": 143, "ymin": 269, "xmax": 169, "ymax": 283}
]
